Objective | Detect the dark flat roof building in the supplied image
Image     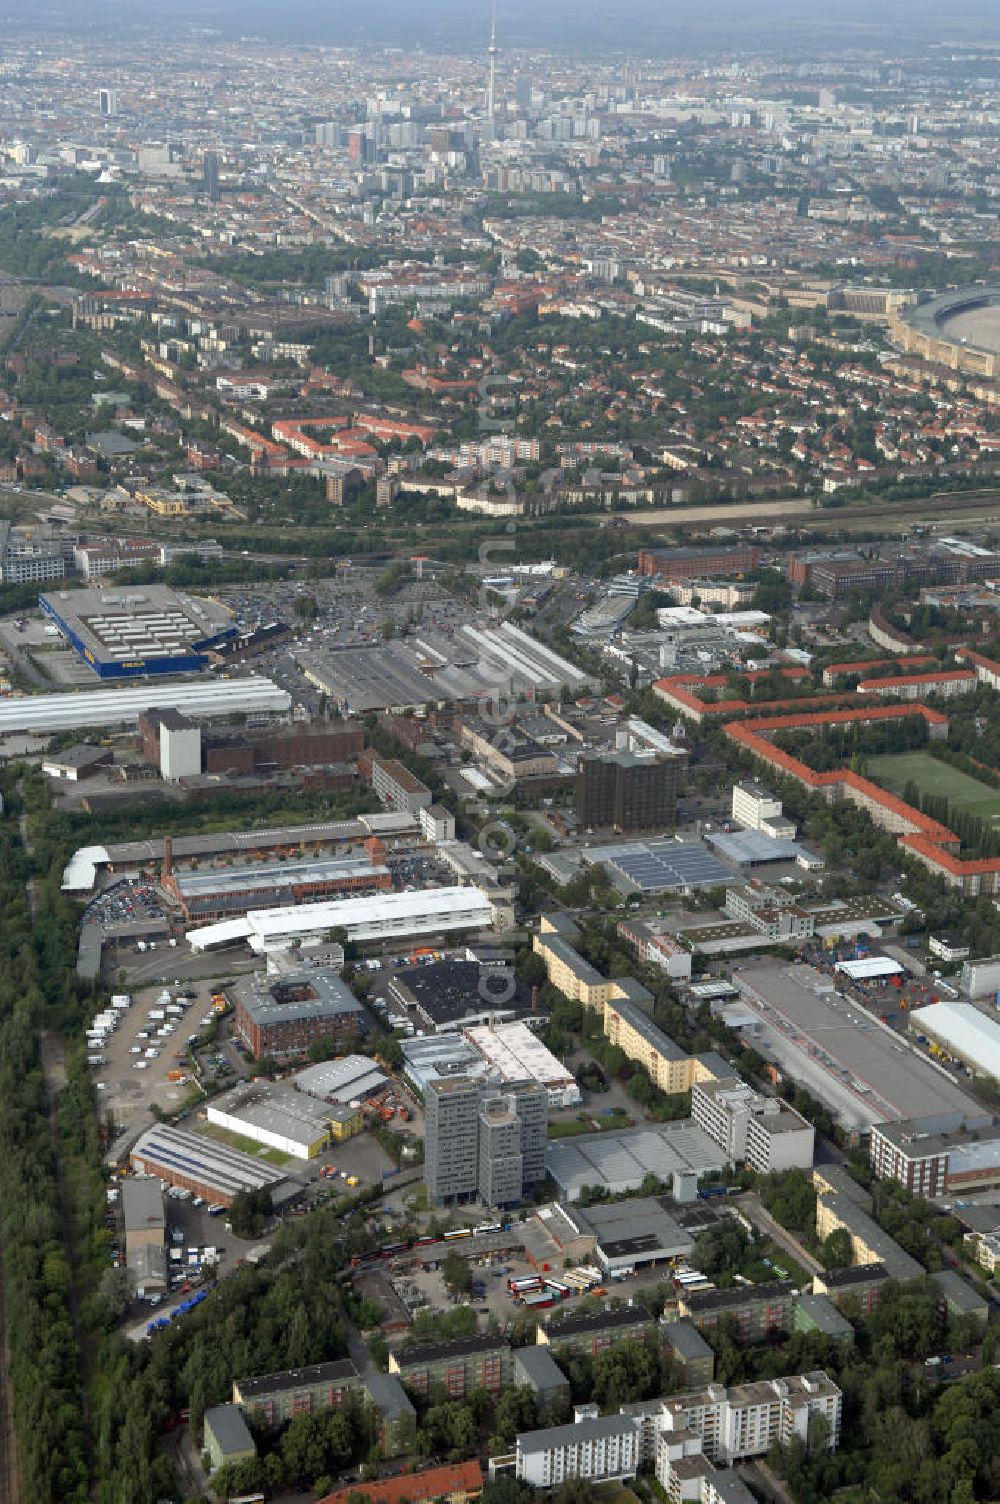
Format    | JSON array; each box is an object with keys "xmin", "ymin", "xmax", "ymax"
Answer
[{"xmin": 387, "ymin": 958, "xmax": 533, "ymax": 1033}]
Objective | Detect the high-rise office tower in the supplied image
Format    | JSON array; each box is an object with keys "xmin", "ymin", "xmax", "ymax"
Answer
[
  {"xmin": 203, "ymin": 151, "xmax": 220, "ymax": 201},
  {"xmin": 425, "ymin": 1077, "xmax": 547, "ymax": 1207},
  {"xmin": 478, "ymin": 1094, "xmax": 523, "ymax": 1208},
  {"xmin": 515, "ymin": 74, "xmax": 532, "ymax": 111},
  {"xmin": 425, "ymin": 1077, "xmax": 480, "ymax": 1204},
  {"xmin": 98, "ymin": 88, "xmax": 117, "ymax": 117},
  {"xmin": 575, "ymin": 750, "xmax": 680, "ymax": 833}
]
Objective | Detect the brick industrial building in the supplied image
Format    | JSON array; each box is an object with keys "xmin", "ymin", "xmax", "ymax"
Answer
[
  {"xmin": 165, "ymin": 849, "xmax": 391, "ymax": 924},
  {"xmin": 637, "ymin": 544, "xmax": 761, "ymax": 582},
  {"xmin": 129, "ymin": 1124, "xmax": 287, "ymax": 1207},
  {"xmin": 138, "ymin": 713, "xmax": 365, "ymax": 778},
  {"xmin": 786, "ymin": 541, "xmax": 1000, "ymax": 599},
  {"xmin": 232, "ymin": 969, "xmax": 368, "ymax": 1057}
]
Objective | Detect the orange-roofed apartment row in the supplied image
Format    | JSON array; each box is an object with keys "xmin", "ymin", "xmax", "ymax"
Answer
[
  {"xmin": 821, "ymin": 655, "xmax": 935, "ymax": 687},
  {"xmin": 317, "ymin": 1462, "xmax": 483, "ymax": 1504},
  {"xmin": 724, "ymin": 696, "xmax": 1000, "ymax": 895}
]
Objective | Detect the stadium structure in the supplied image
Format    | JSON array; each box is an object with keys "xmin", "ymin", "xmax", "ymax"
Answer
[{"xmin": 890, "ymin": 285, "xmax": 1000, "ymax": 380}]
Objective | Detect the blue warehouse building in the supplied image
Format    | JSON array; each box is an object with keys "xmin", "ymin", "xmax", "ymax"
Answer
[{"xmin": 40, "ymin": 585, "xmax": 236, "ymax": 680}]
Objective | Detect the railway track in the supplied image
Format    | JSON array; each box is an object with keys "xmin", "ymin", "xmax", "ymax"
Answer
[
  {"xmin": 582, "ymin": 486, "xmax": 1000, "ymax": 535},
  {"xmin": 0, "ymin": 1267, "xmax": 21, "ymax": 1504}
]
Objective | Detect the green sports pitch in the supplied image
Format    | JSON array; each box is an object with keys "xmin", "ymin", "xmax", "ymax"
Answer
[{"xmin": 867, "ymin": 751, "xmax": 1000, "ymax": 821}]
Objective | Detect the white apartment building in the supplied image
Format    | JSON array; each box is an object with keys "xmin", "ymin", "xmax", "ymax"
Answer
[
  {"xmin": 420, "ymin": 803, "xmax": 456, "ymax": 843},
  {"xmin": 655, "ymin": 1373, "xmax": 841, "ymax": 1476},
  {"xmin": 691, "ymin": 1077, "xmax": 815, "ymax": 1173},
  {"xmin": 516, "ymin": 1408, "xmax": 641, "ymax": 1487},
  {"xmin": 731, "ymin": 781, "xmax": 796, "ymax": 840}
]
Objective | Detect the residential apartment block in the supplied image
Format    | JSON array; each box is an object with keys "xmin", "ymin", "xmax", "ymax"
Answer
[
  {"xmin": 371, "ymin": 757, "xmax": 432, "ymax": 814},
  {"xmin": 233, "ymin": 1359, "xmax": 361, "ymax": 1425},
  {"xmin": 533, "ymin": 916, "xmax": 640, "ymax": 1011},
  {"xmin": 515, "ymin": 1408, "xmax": 641, "ymax": 1488},
  {"xmin": 616, "ymin": 917, "xmax": 693, "ymax": 981},
  {"xmin": 678, "ymin": 1281, "xmax": 796, "ymax": 1340},
  {"xmin": 534, "ymin": 916, "xmax": 725, "ymax": 1098},
  {"xmin": 811, "ymin": 1263, "xmax": 890, "ymax": 1315},
  {"xmin": 655, "ymin": 1372, "xmax": 841, "ymax": 1478},
  {"xmin": 389, "ymin": 1334, "xmax": 513, "ymax": 1400},
  {"xmin": 538, "ymin": 1305, "xmax": 655, "ymax": 1359},
  {"xmin": 814, "ymin": 1192, "xmax": 923, "ymax": 1281},
  {"xmin": 691, "ymin": 1076, "xmax": 815, "ymax": 1173}
]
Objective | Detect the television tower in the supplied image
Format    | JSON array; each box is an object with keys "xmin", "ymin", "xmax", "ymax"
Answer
[{"xmin": 485, "ymin": 0, "xmax": 498, "ymax": 128}]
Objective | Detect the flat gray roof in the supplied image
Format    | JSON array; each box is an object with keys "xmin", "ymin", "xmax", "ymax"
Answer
[
  {"xmin": 103, "ymin": 819, "xmax": 368, "ymax": 866},
  {"xmin": 662, "ymin": 1318, "xmax": 714, "ymax": 1360},
  {"xmin": 174, "ymin": 855, "xmax": 383, "ymax": 898},
  {"xmin": 546, "ymin": 1121, "xmax": 726, "ymax": 1201},
  {"xmin": 820, "ymin": 1194, "xmax": 922, "ymax": 1280},
  {"xmin": 513, "ymin": 1347, "xmax": 569, "ymax": 1390},
  {"xmin": 734, "ymin": 962, "xmax": 983, "ymax": 1133},
  {"xmin": 538, "ymin": 932, "xmax": 605, "ymax": 986},
  {"xmin": 518, "ymin": 1413, "xmax": 636, "ymax": 1452},
  {"xmin": 609, "ymin": 996, "xmax": 685, "ymax": 1061},
  {"xmin": 365, "ymin": 1371, "xmax": 416, "ymax": 1419},
  {"xmin": 204, "ymin": 1404, "xmax": 255, "ymax": 1457},
  {"xmin": 41, "ymin": 583, "xmax": 232, "ymax": 663},
  {"xmin": 122, "ymin": 1177, "xmax": 165, "ymax": 1234},
  {"xmin": 931, "ymin": 1268, "xmax": 989, "ymax": 1314},
  {"xmin": 233, "ymin": 969, "xmax": 365, "ymax": 1028},
  {"xmin": 210, "ymin": 1083, "xmax": 334, "ymax": 1146},
  {"xmin": 293, "ymin": 1055, "xmax": 389, "ymax": 1103}
]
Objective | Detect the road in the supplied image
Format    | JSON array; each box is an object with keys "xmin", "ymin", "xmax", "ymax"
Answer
[{"xmin": 734, "ymin": 1192, "xmax": 823, "ymax": 1278}]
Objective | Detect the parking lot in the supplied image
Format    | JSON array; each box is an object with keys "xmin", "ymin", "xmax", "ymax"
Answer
[
  {"xmin": 84, "ymin": 875, "xmax": 166, "ymax": 933},
  {"xmin": 87, "ymin": 979, "xmax": 224, "ymax": 1127},
  {"xmin": 118, "ymin": 1186, "xmax": 276, "ymax": 1342}
]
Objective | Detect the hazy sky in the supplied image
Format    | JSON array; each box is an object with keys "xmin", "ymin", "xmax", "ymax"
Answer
[{"xmin": 7, "ymin": 0, "xmax": 1000, "ymax": 48}]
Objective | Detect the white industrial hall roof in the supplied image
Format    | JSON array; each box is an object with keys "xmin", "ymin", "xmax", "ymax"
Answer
[
  {"xmin": 834, "ymin": 957, "xmax": 904, "ymax": 982},
  {"xmin": 910, "ymin": 1001, "xmax": 1000, "ymax": 1080},
  {"xmin": 0, "ymin": 676, "xmax": 290, "ymax": 734},
  {"xmin": 188, "ymin": 885, "xmax": 494, "ymax": 951}
]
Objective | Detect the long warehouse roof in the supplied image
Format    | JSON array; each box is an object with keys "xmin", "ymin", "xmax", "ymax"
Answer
[
  {"xmin": 0, "ymin": 676, "xmax": 290, "ymax": 733},
  {"xmin": 910, "ymin": 1001, "xmax": 1000, "ymax": 1080},
  {"xmin": 188, "ymin": 885, "xmax": 493, "ymax": 949}
]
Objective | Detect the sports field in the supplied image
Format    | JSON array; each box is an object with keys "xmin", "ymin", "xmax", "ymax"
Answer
[{"xmin": 867, "ymin": 751, "xmax": 1000, "ymax": 821}]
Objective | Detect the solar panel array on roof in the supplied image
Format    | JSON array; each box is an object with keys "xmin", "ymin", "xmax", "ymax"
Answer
[
  {"xmin": 589, "ymin": 840, "xmax": 733, "ymax": 893},
  {"xmin": 131, "ymin": 1124, "xmax": 286, "ymax": 1197}
]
